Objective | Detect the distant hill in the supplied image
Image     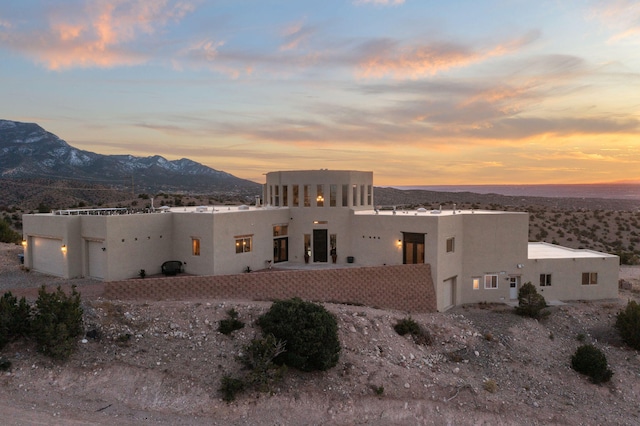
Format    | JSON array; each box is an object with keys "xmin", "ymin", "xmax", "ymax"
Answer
[{"xmin": 0, "ymin": 119, "xmax": 262, "ymax": 197}]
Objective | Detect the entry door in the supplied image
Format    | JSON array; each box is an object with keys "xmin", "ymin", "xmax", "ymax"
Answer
[
  {"xmin": 509, "ymin": 276, "xmax": 520, "ymax": 299},
  {"xmin": 403, "ymin": 232, "xmax": 425, "ymax": 264},
  {"xmin": 273, "ymin": 238, "xmax": 288, "ymax": 263},
  {"xmin": 313, "ymin": 229, "xmax": 328, "ymax": 262}
]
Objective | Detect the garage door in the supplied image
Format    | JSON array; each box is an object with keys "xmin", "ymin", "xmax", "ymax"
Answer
[
  {"xmin": 442, "ymin": 277, "xmax": 456, "ymax": 310},
  {"xmin": 87, "ymin": 241, "xmax": 105, "ymax": 280},
  {"xmin": 32, "ymin": 237, "xmax": 64, "ymax": 277}
]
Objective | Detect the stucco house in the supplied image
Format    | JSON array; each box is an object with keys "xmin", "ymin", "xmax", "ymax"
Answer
[{"xmin": 22, "ymin": 169, "xmax": 619, "ymax": 311}]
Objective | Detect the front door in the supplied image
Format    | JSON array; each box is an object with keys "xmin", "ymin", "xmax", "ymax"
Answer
[
  {"xmin": 509, "ymin": 276, "xmax": 519, "ymax": 299},
  {"xmin": 313, "ymin": 229, "xmax": 328, "ymax": 262}
]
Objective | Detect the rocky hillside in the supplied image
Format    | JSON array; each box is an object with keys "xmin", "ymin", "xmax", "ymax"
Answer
[{"xmin": 0, "ymin": 254, "xmax": 639, "ymax": 424}]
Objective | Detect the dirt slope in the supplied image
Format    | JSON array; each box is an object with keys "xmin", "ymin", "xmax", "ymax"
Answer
[{"xmin": 1, "ymin": 243, "xmax": 640, "ymax": 425}]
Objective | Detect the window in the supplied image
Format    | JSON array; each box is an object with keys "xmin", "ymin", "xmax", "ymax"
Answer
[
  {"xmin": 235, "ymin": 235, "xmax": 252, "ymax": 254},
  {"xmin": 274, "ymin": 185, "xmax": 280, "ymax": 206},
  {"xmin": 292, "ymin": 185, "xmax": 299, "ymax": 207},
  {"xmin": 446, "ymin": 237, "xmax": 455, "ymax": 253},
  {"xmin": 472, "ymin": 277, "xmax": 480, "ymax": 290},
  {"xmin": 316, "ymin": 184, "xmax": 324, "ymax": 207},
  {"xmin": 582, "ymin": 272, "xmax": 598, "ymax": 285},
  {"xmin": 360, "ymin": 184, "xmax": 365, "ymax": 205},
  {"xmin": 192, "ymin": 238, "xmax": 200, "ymax": 256},
  {"xmin": 484, "ymin": 274, "xmax": 498, "ymax": 289},
  {"xmin": 273, "ymin": 225, "xmax": 288, "ymax": 236},
  {"xmin": 304, "ymin": 185, "xmax": 310, "ymax": 207},
  {"xmin": 282, "ymin": 185, "xmax": 288, "ymax": 207},
  {"xmin": 352, "ymin": 184, "xmax": 357, "ymax": 206},
  {"xmin": 330, "ymin": 184, "xmax": 337, "ymax": 207},
  {"xmin": 539, "ymin": 273, "xmax": 552, "ymax": 287},
  {"xmin": 367, "ymin": 185, "xmax": 372, "ymax": 205},
  {"xmin": 342, "ymin": 184, "xmax": 348, "ymax": 207}
]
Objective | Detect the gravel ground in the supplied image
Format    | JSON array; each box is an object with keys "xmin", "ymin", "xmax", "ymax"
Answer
[{"xmin": 0, "ymin": 243, "xmax": 102, "ymax": 299}]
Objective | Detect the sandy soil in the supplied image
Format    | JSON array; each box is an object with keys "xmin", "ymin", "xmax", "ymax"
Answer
[{"xmin": 1, "ymin": 242, "xmax": 640, "ymax": 425}]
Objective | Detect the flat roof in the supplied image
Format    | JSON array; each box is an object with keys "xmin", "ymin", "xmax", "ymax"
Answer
[
  {"xmin": 528, "ymin": 242, "xmax": 617, "ymax": 259},
  {"xmin": 354, "ymin": 208, "xmax": 525, "ymax": 216}
]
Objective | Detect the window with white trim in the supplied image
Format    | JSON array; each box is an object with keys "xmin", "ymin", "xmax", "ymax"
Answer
[{"xmin": 484, "ymin": 274, "xmax": 498, "ymax": 289}]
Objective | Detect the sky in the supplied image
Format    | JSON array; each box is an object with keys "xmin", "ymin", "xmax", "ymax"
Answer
[{"xmin": 1, "ymin": 0, "xmax": 639, "ymax": 185}]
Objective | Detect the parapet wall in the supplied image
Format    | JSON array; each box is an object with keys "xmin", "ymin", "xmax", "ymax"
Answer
[{"xmin": 104, "ymin": 264, "xmax": 436, "ymax": 313}]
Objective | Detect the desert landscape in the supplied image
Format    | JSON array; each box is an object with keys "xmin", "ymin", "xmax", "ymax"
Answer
[{"xmin": 1, "ymin": 240, "xmax": 640, "ymax": 425}]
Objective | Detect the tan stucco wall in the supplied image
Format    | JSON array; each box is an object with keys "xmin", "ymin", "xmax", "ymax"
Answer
[
  {"xmin": 457, "ymin": 212, "xmax": 530, "ymax": 305},
  {"xmin": 523, "ymin": 256, "xmax": 619, "ymax": 301}
]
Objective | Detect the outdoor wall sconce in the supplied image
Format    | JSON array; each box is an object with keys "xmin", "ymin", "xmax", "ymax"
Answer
[
  {"xmin": 21, "ymin": 240, "xmax": 27, "ymax": 247},
  {"xmin": 61, "ymin": 244, "xmax": 67, "ymax": 253}
]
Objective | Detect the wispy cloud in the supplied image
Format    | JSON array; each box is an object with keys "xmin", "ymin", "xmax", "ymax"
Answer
[
  {"xmin": 589, "ymin": 1, "xmax": 640, "ymax": 44},
  {"xmin": 0, "ymin": 0, "xmax": 197, "ymax": 70},
  {"xmin": 354, "ymin": 30, "xmax": 540, "ymax": 79}
]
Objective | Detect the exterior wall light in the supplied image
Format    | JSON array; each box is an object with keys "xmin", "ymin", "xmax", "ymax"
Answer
[
  {"xmin": 21, "ymin": 240, "xmax": 27, "ymax": 247},
  {"xmin": 61, "ymin": 244, "xmax": 67, "ymax": 253}
]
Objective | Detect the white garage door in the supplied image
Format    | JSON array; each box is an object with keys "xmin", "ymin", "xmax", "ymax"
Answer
[
  {"xmin": 32, "ymin": 237, "xmax": 64, "ymax": 277},
  {"xmin": 87, "ymin": 241, "xmax": 105, "ymax": 280}
]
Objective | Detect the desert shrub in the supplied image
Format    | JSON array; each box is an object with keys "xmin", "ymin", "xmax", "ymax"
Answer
[
  {"xmin": 0, "ymin": 356, "xmax": 11, "ymax": 371},
  {"xmin": 218, "ymin": 308, "xmax": 245, "ymax": 335},
  {"xmin": 219, "ymin": 376, "xmax": 245, "ymax": 402},
  {"xmin": 31, "ymin": 286, "xmax": 83, "ymax": 360},
  {"xmin": 0, "ymin": 292, "xmax": 31, "ymax": 349},
  {"xmin": 239, "ymin": 334, "xmax": 287, "ymax": 392},
  {"xmin": 483, "ymin": 379, "xmax": 498, "ymax": 393},
  {"xmin": 394, "ymin": 317, "xmax": 433, "ymax": 345},
  {"xmin": 0, "ymin": 221, "xmax": 21, "ymax": 244},
  {"xmin": 571, "ymin": 344, "xmax": 613, "ymax": 384},
  {"xmin": 515, "ymin": 282, "xmax": 548, "ymax": 318},
  {"xmin": 257, "ymin": 298, "xmax": 340, "ymax": 372},
  {"xmin": 615, "ymin": 300, "xmax": 640, "ymax": 350}
]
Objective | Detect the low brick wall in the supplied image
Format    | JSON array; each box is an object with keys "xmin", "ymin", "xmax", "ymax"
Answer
[{"xmin": 104, "ymin": 264, "xmax": 437, "ymax": 313}]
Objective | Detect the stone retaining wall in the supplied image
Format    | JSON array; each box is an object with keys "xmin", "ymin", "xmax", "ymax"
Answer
[{"xmin": 104, "ymin": 264, "xmax": 437, "ymax": 313}]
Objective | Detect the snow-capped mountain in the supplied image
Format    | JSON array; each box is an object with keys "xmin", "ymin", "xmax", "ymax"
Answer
[{"xmin": 0, "ymin": 119, "xmax": 262, "ymax": 194}]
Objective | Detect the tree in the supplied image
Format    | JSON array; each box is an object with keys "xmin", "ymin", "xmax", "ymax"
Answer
[
  {"xmin": 515, "ymin": 282, "xmax": 548, "ymax": 318},
  {"xmin": 615, "ymin": 300, "xmax": 640, "ymax": 350}
]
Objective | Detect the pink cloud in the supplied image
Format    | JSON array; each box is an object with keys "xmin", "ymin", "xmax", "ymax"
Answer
[
  {"xmin": 356, "ymin": 31, "xmax": 540, "ymax": 79},
  {"xmin": 1, "ymin": 0, "xmax": 197, "ymax": 70}
]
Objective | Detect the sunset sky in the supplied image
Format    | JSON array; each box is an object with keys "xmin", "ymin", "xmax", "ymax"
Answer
[{"xmin": 1, "ymin": 0, "xmax": 639, "ymax": 185}]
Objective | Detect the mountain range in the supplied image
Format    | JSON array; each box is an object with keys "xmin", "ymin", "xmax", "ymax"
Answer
[{"xmin": 0, "ymin": 119, "xmax": 262, "ymax": 195}]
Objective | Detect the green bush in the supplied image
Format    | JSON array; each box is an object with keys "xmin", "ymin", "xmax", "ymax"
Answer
[
  {"xmin": 218, "ymin": 308, "xmax": 245, "ymax": 335},
  {"xmin": 0, "ymin": 292, "xmax": 31, "ymax": 349},
  {"xmin": 31, "ymin": 286, "xmax": 83, "ymax": 360},
  {"xmin": 219, "ymin": 376, "xmax": 245, "ymax": 402},
  {"xmin": 394, "ymin": 317, "xmax": 432, "ymax": 345},
  {"xmin": 615, "ymin": 300, "xmax": 640, "ymax": 350},
  {"xmin": 0, "ymin": 221, "xmax": 21, "ymax": 244},
  {"xmin": 515, "ymin": 282, "xmax": 548, "ymax": 318},
  {"xmin": 571, "ymin": 344, "xmax": 613, "ymax": 384},
  {"xmin": 257, "ymin": 298, "xmax": 340, "ymax": 372}
]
